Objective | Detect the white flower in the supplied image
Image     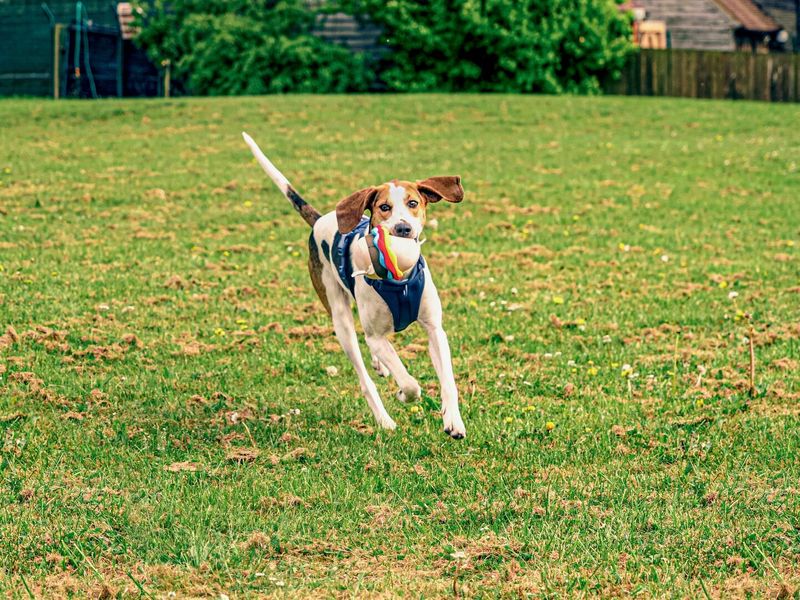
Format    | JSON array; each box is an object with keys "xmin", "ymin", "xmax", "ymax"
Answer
[
  {"xmin": 728, "ymin": 291, "xmax": 739, "ymax": 300},
  {"xmin": 451, "ymin": 550, "xmax": 467, "ymax": 559},
  {"xmin": 602, "ymin": 335, "xmax": 612, "ymax": 344},
  {"xmin": 660, "ymin": 254, "xmax": 669, "ymax": 262},
  {"xmin": 325, "ymin": 365, "xmax": 338, "ymax": 376},
  {"xmin": 567, "ymin": 360, "xmax": 577, "ymax": 367},
  {"xmin": 510, "ymin": 287, "xmax": 518, "ymax": 295}
]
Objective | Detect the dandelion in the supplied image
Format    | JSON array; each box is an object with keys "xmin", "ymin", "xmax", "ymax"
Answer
[
  {"xmin": 545, "ymin": 421, "xmax": 556, "ymax": 431},
  {"xmin": 522, "ymin": 405, "xmax": 536, "ymax": 412},
  {"xmin": 552, "ymin": 295, "xmax": 565, "ymax": 305},
  {"xmin": 243, "ymin": 200, "xmax": 252, "ymax": 208},
  {"xmin": 695, "ymin": 399, "xmax": 704, "ymax": 408},
  {"xmin": 504, "ymin": 416, "xmax": 514, "ymax": 424},
  {"xmin": 588, "ymin": 367, "xmax": 598, "ymax": 376},
  {"xmin": 718, "ymin": 280, "xmax": 728, "ymax": 289}
]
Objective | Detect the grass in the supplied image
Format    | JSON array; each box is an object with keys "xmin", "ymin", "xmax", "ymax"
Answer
[{"xmin": 0, "ymin": 94, "xmax": 798, "ymax": 598}]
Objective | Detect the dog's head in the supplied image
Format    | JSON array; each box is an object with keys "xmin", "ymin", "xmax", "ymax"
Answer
[{"xmin": 335, "ymin": 177, "xmax": 464, "ymax": 238}]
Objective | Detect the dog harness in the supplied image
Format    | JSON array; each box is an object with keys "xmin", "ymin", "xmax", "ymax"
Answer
[{"xmin": 332, "ymin": 217, "xmax": 426, "ymax": 332}]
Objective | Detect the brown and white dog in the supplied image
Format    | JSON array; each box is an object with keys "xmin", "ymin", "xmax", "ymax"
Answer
[{"xmin": 242, "ymin": 133, "xmax": 466, "ymax": 439}]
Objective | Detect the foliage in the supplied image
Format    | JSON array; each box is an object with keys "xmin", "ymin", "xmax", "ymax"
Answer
[
  {"xmin": 341, "ymin": 0, "xmax": 634, "ymax": 93},
  {"xmin": 134, "ymin": 0, "xmax": 372, "ymax": 94},
  {"xmin": 1, "ymin": 95, "xmax": 799, "ymax": 596}
]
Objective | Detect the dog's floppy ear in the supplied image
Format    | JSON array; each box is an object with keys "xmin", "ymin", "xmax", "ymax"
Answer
[
  {"xmin": 336, "ymin": 186, "xmax": 379, "ymax": 234},
  {"xmin": 417, "ymin": 176, "xmax": 464, "ymax": 204}
]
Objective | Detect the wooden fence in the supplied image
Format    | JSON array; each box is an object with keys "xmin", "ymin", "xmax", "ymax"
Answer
[{"xmin": 607, "ymin": 49, "xmax": 800, "ymax": 103}]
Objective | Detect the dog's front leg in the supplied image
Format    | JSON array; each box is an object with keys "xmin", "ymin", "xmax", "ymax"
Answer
[
  {"xmin": 424, "ymin": 322, "xmax": 466, "ymax": 439},
  {"xmin": 325, "ymin": 276, "xmax": 396, "ymax": 430}
]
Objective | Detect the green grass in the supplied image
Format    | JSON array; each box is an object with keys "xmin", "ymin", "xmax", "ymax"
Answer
[{"xmin": 0, "ymin": 94, "xmax": 799, "ymax": 598}]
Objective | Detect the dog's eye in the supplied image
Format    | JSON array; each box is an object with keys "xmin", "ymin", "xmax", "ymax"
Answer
[
  {"xmin": 379, "ymin": 204, "xmax": 391, "ymax": 212},
  {"xmin": 407, "ymin": 200, "xmax": 418, "ymax": 209}
]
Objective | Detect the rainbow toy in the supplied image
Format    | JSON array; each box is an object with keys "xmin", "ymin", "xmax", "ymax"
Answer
[{"xmin": 351, "ymin": 225, "xmax": 421, "ymax": 282}]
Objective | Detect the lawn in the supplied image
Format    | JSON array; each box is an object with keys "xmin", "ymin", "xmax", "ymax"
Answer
[{"xmin": 0, "ymin": 94, "xmax": 799, "ymax": 598}]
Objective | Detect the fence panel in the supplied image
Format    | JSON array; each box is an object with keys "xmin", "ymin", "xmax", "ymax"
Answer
[{"xmin": 608, "ymin": 49, "xmax": 800, "ymax": 103}]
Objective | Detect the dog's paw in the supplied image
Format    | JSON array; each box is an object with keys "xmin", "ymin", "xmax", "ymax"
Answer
[
  {"xmin": 377, "ymin": 415, "xmax": 397, "ymax": 431},
  {"xmin": 371, "ymin": 357, "xmax": 391, "ymax": 378},
  {"xmin": 442, "ymin": 411, "xmax": 466, "ymax": 440},
  {"xmin": 396, "ymin": 382, "xmax": 421, "ymax": 403}
]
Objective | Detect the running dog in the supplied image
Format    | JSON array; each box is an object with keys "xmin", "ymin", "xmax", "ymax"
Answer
[{"xmin": 242, "ymin": 133, "xmax": 466, "ymax": 439}]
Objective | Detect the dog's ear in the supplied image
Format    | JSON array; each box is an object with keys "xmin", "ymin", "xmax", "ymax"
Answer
[
  {"xmin": 417, "ymin": 176, "xmax": 464, "ymax": 204},
  {"xmin": 336, "ymin": 186, "xmax": 379, "ymax": 234}
]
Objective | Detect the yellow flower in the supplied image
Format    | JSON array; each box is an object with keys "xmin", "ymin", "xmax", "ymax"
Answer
[
  {"xmin": 214, "ymin": 327, "xmax": 225, "ymax": 336},
  {"xmin": 695, "ymin": 399, "xmax": 704, "ymax": 408},
  {"xmin": 522, "ymin": 405, "xmax": 536, "ymax": 412},
  {"xmin": 244, "ymin": 200, "xmax": 253, "ymax": 208},
  {"xmin": 718, "ymin": 280, "xmax": 728, "ymax": 289},
  {"xmin": 588, "ymin": 367, "xmax": 598, "ymax": 377},
  {"xmin": 504, "ymin": 416, "xmax": 514, "ymax": 424},
  {"xmin": 409, "ymin": 405, "xmax": 421, "ymax": 414},
  {"xmin": 545, "ymin": 421, "xmax": 556, "ymax": 431},
  {"xmin": 552, "ymin": 296, "xmax": 564, "ymax": 305}
]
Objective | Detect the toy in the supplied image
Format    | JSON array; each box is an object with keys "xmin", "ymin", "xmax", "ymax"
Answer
[{"xmin": 351, "ymin": 225, "xmax": 422, "ymax": 281}]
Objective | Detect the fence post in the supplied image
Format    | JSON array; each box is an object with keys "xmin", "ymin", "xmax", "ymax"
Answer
[
  {"xmin": 53, "ymin": 23, "xmax": 62, "ymax": 99},
  {"xmin": 162, "ymin": 59, "xmax": 171, "ymax": 98}
]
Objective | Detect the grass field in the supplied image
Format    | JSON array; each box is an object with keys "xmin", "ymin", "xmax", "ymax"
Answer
[{"xmin": 1, "ymin": 94, "xmax": 799, "ymax": 598}]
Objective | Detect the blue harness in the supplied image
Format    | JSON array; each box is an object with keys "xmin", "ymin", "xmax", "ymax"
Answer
[{"xmin": 332, "ymin": 218, "xmax": 426, "ymax": 332}]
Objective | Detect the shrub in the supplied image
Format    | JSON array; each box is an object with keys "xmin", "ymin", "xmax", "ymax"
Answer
[
  {"xmin": 340, "ymin": 0, "xmax": 633, "ymax": 93},
  {"xmin": 135, "ymin": 0, "xmax": 373, "ymax": 95}
]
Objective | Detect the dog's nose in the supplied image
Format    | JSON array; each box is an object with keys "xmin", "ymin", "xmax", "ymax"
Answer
[{"xmin": 392, "ymin": 221, "xmax": 413, "ymax": 238}]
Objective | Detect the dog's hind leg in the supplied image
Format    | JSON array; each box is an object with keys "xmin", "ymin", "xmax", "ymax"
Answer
[
  {"xmin": 324, "ymin": 272, "xmax": 396, "ymax": 430},
  {"xmin": 370, "ymin": 353, "xmax": 392, "ymax": 378},
  {"xmin": 365, "ymin": 336, "xmax": 421, "ymax": 403}
]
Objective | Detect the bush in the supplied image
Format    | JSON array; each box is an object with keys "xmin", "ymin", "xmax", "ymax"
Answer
[
  {"xmin": 340, "ymin": 0, "xmax": 633, "ymax": 93},
  {"xmin": 135, "ymin": 0, "xmax": 373, "ymax": 95}
]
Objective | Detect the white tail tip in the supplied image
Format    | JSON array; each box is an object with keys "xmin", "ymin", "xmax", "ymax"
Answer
[{"xmin": 241, "ymin": 131, "xmax": 290, "ymax": 195}]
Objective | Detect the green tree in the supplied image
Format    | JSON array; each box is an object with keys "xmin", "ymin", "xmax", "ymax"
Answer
[
  {"xmin": 340, "ymin": 0, "xmax": 633, "ymax": 93},
  {"xmin": 135, "ymin": 0, "xmax": 373, "ymax": 94}
]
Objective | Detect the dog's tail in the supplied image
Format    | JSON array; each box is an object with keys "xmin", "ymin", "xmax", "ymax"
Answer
[{"xmin": 242, "ymin": 132, "xmax": 321, "ymax": 227}]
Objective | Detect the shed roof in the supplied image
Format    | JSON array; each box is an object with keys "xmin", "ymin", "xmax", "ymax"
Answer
[{"xmin": 712, "ymin": 0, "xmax": 781, "ymax": 31}]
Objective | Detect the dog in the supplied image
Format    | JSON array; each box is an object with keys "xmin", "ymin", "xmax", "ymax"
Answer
[{"xmin": 242, "ymin": 133, "xmax": 466, "ymax": 439}]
